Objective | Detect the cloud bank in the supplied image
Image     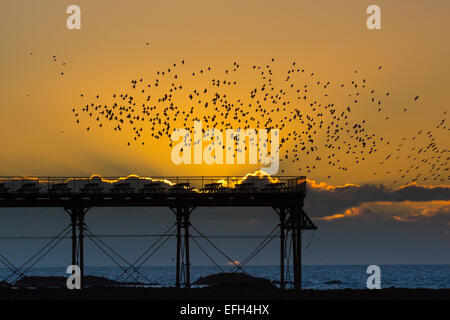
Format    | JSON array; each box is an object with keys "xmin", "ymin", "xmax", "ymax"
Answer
[{"xmin": 305, "ymin": 180, "xmax": 450, "ymax": 223}]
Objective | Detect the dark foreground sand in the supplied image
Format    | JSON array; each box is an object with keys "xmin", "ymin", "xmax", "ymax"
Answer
[{"xmin": 0, "ymin": 286, "xmax": 449, "ymax": 300}]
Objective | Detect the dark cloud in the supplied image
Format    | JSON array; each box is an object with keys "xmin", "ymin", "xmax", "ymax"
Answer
[
  {"xmin": 317, "ymin": 200, "xmax": 450, "ymax": 222},
  {"xmin": 305, "ymin": 180, "xmax": 450, "ymax": 219}
]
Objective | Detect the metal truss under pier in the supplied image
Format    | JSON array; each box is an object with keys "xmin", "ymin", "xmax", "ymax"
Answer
[{"xmin": 0, "ymin": 175, "xmax": 316, "ymax": 293}]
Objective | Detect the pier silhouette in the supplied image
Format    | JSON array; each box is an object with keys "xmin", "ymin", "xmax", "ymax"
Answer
[{"xmin": 0, "ymin": 175, "xmax": 316, "ymax": 294}]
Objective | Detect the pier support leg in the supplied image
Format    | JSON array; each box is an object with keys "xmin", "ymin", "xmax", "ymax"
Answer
[
  {"xmin": 183, "ymin": 207, "xmax": 191, "ymax": 288},
  {"xmin": 173, "ymin": 207, "xmax": 193, "ymax": 288},
  {"xmin": 70, "ymin": 212, "xmax": 78, "ymax": 266},
  {"xmin": 77, "ymin": 209, "xmax": 86, "ymax": 289},
  {"xmin": 65, "ymin": 207, "xmax": 89, "ymax": 289},
  {"xmin": 292, "ymin": 222, "xmax": 298, "ymax": 290},
  {"xmin": 295, "ymin": 220, "xmax": 302, "ymax": 293},
  {"xmin": 279, "ymin": 208, "xmax": 286, "ymax": 290},
  {"xmin": 175, "ymin": 208, "xmax": 183, "ymax": 288},
  {"xmin": 290, "ymin": 206, "xmax": 302, "ymax": 294}
]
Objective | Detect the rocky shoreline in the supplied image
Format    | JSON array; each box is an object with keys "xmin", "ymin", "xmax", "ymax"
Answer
[{"xmin": 0, "ymin": 273, "xmax": 448, "ymax": 300}]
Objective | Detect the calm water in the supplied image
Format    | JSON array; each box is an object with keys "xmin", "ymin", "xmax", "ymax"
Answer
[{"xmin": 1, "ymin": 265, "xmax": 449, "ymax": 289}]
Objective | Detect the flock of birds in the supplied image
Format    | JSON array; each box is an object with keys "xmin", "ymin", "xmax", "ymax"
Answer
[{"xmin": 72, "ymin": 57, "xmax": 449, "ymax": 185}]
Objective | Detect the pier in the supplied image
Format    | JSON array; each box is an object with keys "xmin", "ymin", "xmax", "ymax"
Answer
[{"xmin": 0, "ymin": 175, "xmax": 316, "ymax": 293}]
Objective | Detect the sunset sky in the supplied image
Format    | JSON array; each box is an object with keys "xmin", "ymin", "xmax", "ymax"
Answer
[{"xmin": 0, "ymin": 1, "xmax": 448, "ymax": 266}]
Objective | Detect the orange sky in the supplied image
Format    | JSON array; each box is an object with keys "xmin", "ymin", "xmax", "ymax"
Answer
[{"xmin": 0, "ymin": 0, "xmax": 449, "ymax": 186}]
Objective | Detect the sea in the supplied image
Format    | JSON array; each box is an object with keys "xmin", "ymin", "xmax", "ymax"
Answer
[{"xmin": 1, "ymin": 265, "xmax": 449, "ymax": 289}]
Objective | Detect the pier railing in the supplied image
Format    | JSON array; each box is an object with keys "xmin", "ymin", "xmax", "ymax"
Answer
[{"xmin": 0, "ymin": 175, "xmax": 306, "ymax": 195}]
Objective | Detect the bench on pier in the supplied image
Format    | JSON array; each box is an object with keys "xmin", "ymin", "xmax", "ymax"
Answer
[
  {"xmin": 262, "ymin": 182, "xmax": 288, "ymax": 193},
  {"xmin": 0, "ymin": 183, "xmax": 9, "ymax": 194},
  {"xmin": 49, "ymin": 183, "xmax": 72, "ymax": 195},
  {"xmin": 80, "ymin": 183, "xmax": 103, "ymax": 194},
  {"xmin": 170, "ymin": 183, "xmax": 194, "ymax": 193},
  {"xmin": 201, "ymin": 183, "xmax": 227, "ymax": 193},
  {"xmin": 234, "ymin": 182, "xmax": 258, "ymax": 193},
  {"xmin": 16, "ymin": 183, "xmax": 40, "ymax": 194},
  {"xmin": 111, "ymin": 182, "xmax": 135, "ymax": 194},
  {"xmin": 139, "ymin": 182, "xmax": 167, "ymax": 194}
]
